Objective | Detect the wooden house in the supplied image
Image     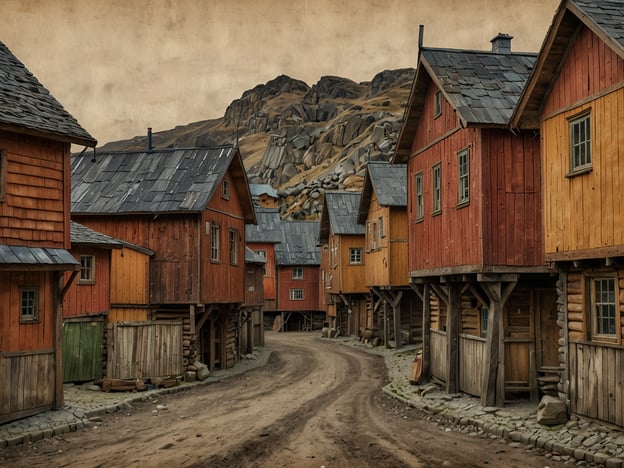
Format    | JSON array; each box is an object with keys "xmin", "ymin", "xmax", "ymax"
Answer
[
  {"xmin": 71, "ymin": 145, "xmax": 256, "ymax": 373},
  {"xmin": 274, "ymin": 221, "xmax": 324, "ymax": 331},
  {"xmin": 250, "ymin": 183, "xmax": 279, "ymax": 209},
  {"xmin": 392, "ymin": 33, "xmax": 557, "ymax": 406},
  {"xmin": 319, "ymin": 191, "xmax": 368, "ymax": 337},
  {"xmin": 241, "ymin": 247, "xmax": 266, "ymax": 353},
  {"xmin": 245, "ymin": 207, "xmax": 284, "ymax": 313},
  {"xmin": 357, "ymin": 162, "xmax": 421, "ymax": 348},
  {"xmin": 512, "ymin": 0, "xmax": 624, "ymax": 425},
  {"xmin": 0, "ymin": 41, "xmax": 96, "ymax": 423}
]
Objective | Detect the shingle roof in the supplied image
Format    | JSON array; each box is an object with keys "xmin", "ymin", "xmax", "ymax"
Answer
[
  {"xmin": 245, "ymin": 246, "xmax": 267, "ymax": 264},
  {"xmin": 274, "ymin": 221, "xmax": 320, "ymax": 265},
  {"xmin": 71, "ymin": 146, "xmax": 255, "ymax": 222},
  {"xmin": 0, "ymin": 41, "xmax": 96, "ymax": 147},
  {"xmin": 571, "ymin": 0, "xmax": 624, "ymax": 50},
  {"xmin": 357, "ymin": 162, "xmax": 407, "ymax": 223},
  {"xmin": 0, "ymin": 245, "xmax": 79, "ymax": 269},
  {"xmin": 245, "ymin": 208, "xmax": 284, "ymax": 244},
  {"xmin": 70, "ymin": 221, "xmax": 122, "ymax": 248},
  {"xmin": 319, "ymin": 191, "xmax": 365, "ymax": 243}
]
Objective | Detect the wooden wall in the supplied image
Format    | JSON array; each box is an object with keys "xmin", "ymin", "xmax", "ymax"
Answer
[
  {"xmin": 333, "ymin": 232, "xmax": 367, "ymax": 294},
  {"xmin": 0, "ymin": 130, "xmax": 70, "ymax": 249},
  {"xmin": 110, "ymin": 246, "xmax": 150, "ymax": 308},
  {"xmin": 246, "ymin": 242, "xmax": 277, "ymax": 302},
  {"xmin": 277, "ymin": 265, "xmax": 320, "ymax": 311},
  {"xmin": 63, "ymin": 247, "xmax": 111, "ymax": 318},
  {"xmin": 411, "ymin": 83, "xmax": 460, "ymax": 153},
  {"xmin": 245, "ymin": 263, "xmax": 265, "ymax": 306}
]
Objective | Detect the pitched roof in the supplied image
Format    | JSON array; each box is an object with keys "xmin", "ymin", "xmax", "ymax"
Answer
[
  {"xmin": 357, "ymin": 162, "xmax": 407, "ymax": 224},
  {"xmin": 513, "ymin": 0, "xmax": 624, "ymax": 128},
  {"xmin": 393, "ymin": 45, "xmax": 536, "ymax": 163},
  {"xmin": 319, "ymin": 191, "xmax": 365, "ymax": 243},
  {"xmin": 0, "ymin": 245, "xmax": 79, "ymax": 270},
  {"xmin": 70, "ymin": 221, "xmax": 122, "ymax": 248},
  {"xmin": 249, "ymin": 183, "xmax": 278, "ymax": 199},
  {"xmin": 71, "ymin": 146, "xmax": 255, "ymax": 223},
  {"xmin": 0, "ymin": 41, "xmax": 96, "ymax": 147},
  {"xmin": 245, "ymin": 246, "xmax": 267, "ymax": 264},
  {"xmin": 245, "ymin": 208, "xmax": 284, "ymax": 244},
  {"xmin": 274, "ymin": 221, "xmax": 320, "ymax": 265}
]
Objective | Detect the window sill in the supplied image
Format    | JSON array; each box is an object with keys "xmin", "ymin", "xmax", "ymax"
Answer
[
  {"xmin": 432, "ymin": 210, "xmax": 442, "ymax": 217},
  {"xmin": 414, "ymin": 217, "xmax": 424, "ymax": 224},
  {"xmin": 566, "ymin": 166, "xmax": 592, "ymax": 178},
  {"xmin": 457, "ymin": 201, "xmax": 470, "ymax": 209}
]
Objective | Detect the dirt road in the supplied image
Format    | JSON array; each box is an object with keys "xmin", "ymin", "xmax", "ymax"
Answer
[{"xmin": 1, "ymin": 332, "xmax": 563, "ymax": 467}]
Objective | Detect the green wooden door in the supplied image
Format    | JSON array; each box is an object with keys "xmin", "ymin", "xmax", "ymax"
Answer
[{"xmin": 62, "ymin": 320, "xmax": 104, "ymax": 382}]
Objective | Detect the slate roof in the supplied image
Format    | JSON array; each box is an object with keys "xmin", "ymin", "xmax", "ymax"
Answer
[
  {"xmin": 0, "ymin": 41, "xmax": 96, "ymax": 146},
  {"xmin": 357, "ymin": 162, "xmax": 407, "ymax": 224},
  {"xmin": 274, "ymin": 221, "xmax": 320, "ymax": 266},
  {"xmin": 71, "ymin": 146, "xmax": 255, "ymax": 223},
  {"xmin": 250, "ymin": 183, "xmax": 278, "ymax": 199},
  {"xmin": 245, "ymin": 246, "xmax": 267, "ymax": 264},
  {"xmin": 0, "ymin": 245, "xmax": 79, "ymax": 269},
  {"xmin": 70, "ymin": 221, "xmax": 122, "ymax": 248},
  {"xmin": 513, "ymin": 0, "xmax": 624, "ymax": 128},
  {"xmin": 245, "ymin": 208, "xmax": 284, "ymax": 244},
  {"xmin": 319, "ymin": 191, "xmax": 365, "ymax": 243},
  {"xmin": 393, "ymin": 43, "xmax": 536, "ymax": 163}
]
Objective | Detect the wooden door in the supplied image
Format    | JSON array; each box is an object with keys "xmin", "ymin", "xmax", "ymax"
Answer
[{"xmin": 536, "ymin": 289, "xmax": 559, "ymax": 368}]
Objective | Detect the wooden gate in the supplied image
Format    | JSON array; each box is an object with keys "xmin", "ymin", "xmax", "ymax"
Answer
[
  {"xmin": 459, "ymin": 334, "xmax": 486, "ymax": 396},
  {"xmin": 106, "ymin": 321, "xmax": 183, "ymax": 380},
  {"xmin": 63, "ymin": 318, "xmax": 104, "ymax": 382}
]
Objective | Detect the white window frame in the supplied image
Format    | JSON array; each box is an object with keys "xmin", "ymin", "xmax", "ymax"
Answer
[
  {"xmin": 590, "ymin": 276, "xmax": 619, "ymax": 343},
  {"xmin": 210, "ymin": 223, "xmax": 221, "ymax": 262},
  {"xmin": 292, "ymin": 267, "xmax": 304, "ymax": 280},
  {"xmin": 222, "ymin": 179, "xmax": 231, "ymax": 200},
  {"xmin": 289, "ymin": 288, "xmax": 304, "ymax": 301},
  {"xmin": 415, "ymin": 172, "xmax": 424, "ymax": 221},
  {"xmin": 20, "ymin": 287, "xmax": 39, "ymax": 323},
  {"xmin": 457, "ymin": 148, "xmax": 470, "ymax": 206},
  {"xmin": 349, "ymin": 247, "xmax": 362, "ymax": 265},
  {"xmin": 432, "ymin": 162, "xmax": 442, "ymax": 215},
  {"xmin": 434, "ymin": 90, "xmax": 442, "ymax": 118},
  {"xmin": 229, "ymin": 228, "xmax": 238, "ymax": 265},
  {"xmin": 79, "ymin": 254, "xmax": 96, "ymax": 285},
  {"xmin": 568, "ymin": 111, "xmax": 591, "ymax": 174}
]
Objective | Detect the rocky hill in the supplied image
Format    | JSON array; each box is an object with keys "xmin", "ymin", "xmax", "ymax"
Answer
[{"xmin": 98, "ymin": 69, "xmax": 415, "ymax": 220}]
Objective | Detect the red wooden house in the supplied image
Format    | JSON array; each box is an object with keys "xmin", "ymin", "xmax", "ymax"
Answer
[
  {"xmin": 0, "ymin": 41, "xmax": 96, "ymax": 423},
  {"xmin": 241, "ymin": 247, "xmax": 266, "ymax": 352},
  {"xmin": 512, "ymin": 0, "xmax": 624, "ymax": 425},
  {"xmin": 71, "ymin": 145, "xmax": 256, "ymax": 372},
  {"xmin": 393, "ymin": 33, "xmax": 557, "ymax": 406},
  {"xmin": 274, "ymin": 221, "xmax": 324, "ymax": 331},
  {"xmin": 319, "ymin": 191, "xmax": 368, "ymax": 337}
]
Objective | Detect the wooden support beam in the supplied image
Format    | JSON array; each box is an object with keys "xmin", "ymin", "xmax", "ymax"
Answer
[
  {"xmin": 383, "ymin": 301, "xmax": 389, "ymax": 349},
  {"xmin": 54, "ymin": 271, "xmax": 64, "ymax": 410},
  {"xmin": 195, "ymin": 304, "xmax": 214, "ymax": 333},
  {"xmin": 446, "ymin": 282, "xmax": 461, "ymax": 394},
  {"xmin": 468, "ymin": 284, "xmax": 489, "ymax": 309},
  {"xmin": 409, "ymin": 283, "xmax": 424, "ymax": 301},
  {"xmin": 430, "ymin": 282, "xmax": 449, "ymax": 306},
  {"xmin": 393, "ymin": 290, "xmax": 403, "ymax": 350},
  {"xmin": 421, "ymin": 283, "xmax": 431, "ymax": 382}
]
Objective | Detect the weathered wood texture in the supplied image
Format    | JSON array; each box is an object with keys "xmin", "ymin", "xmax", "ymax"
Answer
[
  {"xmin": 62, "ymin": 318, "xmax": 104, "ymax": 382},
  {"xmin": 108, "ymin": 307, "xmax": 149, "ymax": 322},
  {"xmin": 364, "ymin": 195, "xmax": 409, "ymax": 287},
  {"xmin": 0, "ymin": 130, "xmax": 70, "ymax": 248},
  {"xmin": 106, "ymin": 321, "xmax": 183, "ymax": 379},
  {"xmin": 0, "ymin": 350, "xmax": 55, "ymax": 424},
  {"xmin": 245, "ymin": 242, "xmax": 277, "ymax": 303},
  {"xmin": 110, "ymin": 246, "xmax": 150, "ymax": 307},
  {"xmin": 63, "ymin": 248, "xmax": 111, "ymax": 317},
  {"xmin": 459, "ymin": 334, "xmax": 486, "ymax": 396},
  {"xmin": 326, "ymin": 231, "xmax": 367, "ymax": 294},
  {"xmin": 277, "ymin": 266, "xmax": 320, "ymax": 311},
  {"xmin": 245, "ymin": 263, "xmax": 265, "ymax": 306},
  {"xmin": 0, "ymin": 271, "xmax": 54, "ymax": 352},
  {"xmin": 430, "ymin": 329, "xmax": 447, "ymax": 382},
  {"xmin": 411, "ymin": 83, "xmax": 460, "ymax": 153}
]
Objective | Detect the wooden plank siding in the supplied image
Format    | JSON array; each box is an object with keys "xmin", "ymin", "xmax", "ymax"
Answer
[
  {"xmin": 63, "ymin": 248, "xmax": 111, "ymax": 318},
  {"xmin": 328, "ymin": 231, "xmax": 367, "ymax": 294},
  {"xmin": 244, "ymin": 263, "xmax": 265, "ymax": 307},
  {"xmin": 110, "ymin": 246, "xmax": 150, "ymax": 308},
  {"xmin": 246, "ymin": 242, "xmax": 277, "ymax": 303},
  {"xmin": 0, "ymin": 130, "xmax": 70, "ymax": 248},
  {"xmin": 277, "ymin": 265, "xmax": 320, "ymax": 311}
]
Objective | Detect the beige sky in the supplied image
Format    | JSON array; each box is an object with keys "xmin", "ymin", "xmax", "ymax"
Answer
[{"xmin": 2, "ymin": 0, "xmax": 559, "ymax": 146}]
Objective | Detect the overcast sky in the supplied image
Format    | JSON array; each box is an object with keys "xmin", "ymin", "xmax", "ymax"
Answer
[{"xmin": 2, "ymin": 0, "xmax": 559, "ymax": 146}]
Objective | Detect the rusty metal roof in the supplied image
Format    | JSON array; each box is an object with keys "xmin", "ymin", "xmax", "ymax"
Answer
[{"xmin": 0, "ymin": 41, "xmax": 95, "ymax": 146}]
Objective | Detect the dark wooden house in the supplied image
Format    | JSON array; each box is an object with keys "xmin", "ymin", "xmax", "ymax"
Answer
[
  {"xmin": 319, "ymin": 191, "xmax": 368, "ymax": 337},
  {"xmin": 512, "ymin": 0, "xmax": 624, "ymax": 425},
  {"xmin": 241, "ymin": 247, "xmax": 266, "ymax": 353},
  {"xmin": 274, "ymin": 221, "xmax": 324, "ymax": 331},
  {"xmin": 71, "ymin": 145, "xmax": 256, "ymax": 372},
  {"xmin": 245, "ymin": 207, "xmax": 284, "ymax": 313},
  {"xmin": 0, "ymin": 40, "xmax": 96, "ymax": 423},
  {"xmin": 393, "ymin": 34, "xmax": 557, "ymax": 406},
  {"xmin": 357, "ymin": 162, "xmax": 421, "ymax": 348}
]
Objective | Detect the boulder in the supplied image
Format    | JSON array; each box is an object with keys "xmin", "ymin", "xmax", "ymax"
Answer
[
  {"xmin": 194, "ymin": 361, "xmax": 210, "ymax": 381},
  {"xmin": 536, "ymin": 395, "xmax": 568, "ymax": 426}
]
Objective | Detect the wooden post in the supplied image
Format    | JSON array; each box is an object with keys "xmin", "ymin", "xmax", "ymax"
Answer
[
  {"xmin": 392, "ymin": 290, "xmax": 403, "ymax": 350},
  {"xmin": 209, "ymin": 315, "xmax": 216, "ymax": 371},
  {"xmin": 446, "ymin": 282, "xmax": 461, "ymax": 394},
  {"xmin": 422, "ymin": 283, "xmax": 431, "ymax": 381},
  {"xmin": 54, "ymin": 271, "xmax": 64, "ymax": 409},
  {"xmin": 383, "ymin": 301, "xmax": 389, "ymax": 349}
]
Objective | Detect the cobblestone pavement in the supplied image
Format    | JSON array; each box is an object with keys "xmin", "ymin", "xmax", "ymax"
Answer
[{"xmin": 2, "ymin": 335, "xmax": 624, "ymax": 468}]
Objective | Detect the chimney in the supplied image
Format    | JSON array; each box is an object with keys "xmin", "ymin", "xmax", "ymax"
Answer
[
  {"xmin": 490, "ymin": 33, "xmax": 513, "ymax": 54},
  {"xmin": 147, "ymin": 127, "xmax": 152, "ymax": 152}
]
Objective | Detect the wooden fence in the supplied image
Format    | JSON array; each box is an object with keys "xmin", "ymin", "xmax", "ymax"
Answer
[
  {"xmin": 459, "ymin": 334, "xmax": 486, "ymax": 396},
  {"xmin": 106, "ymin": 321, "xmax": 183, "ymax": 380},
  {"xmin": 430, "ymin": 329, "xmax": 447, "ymax": 382}
]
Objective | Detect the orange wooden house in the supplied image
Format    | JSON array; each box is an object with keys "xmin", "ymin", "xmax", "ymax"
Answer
[
  {"xmin": 512, "ymin": 0, "xmax": 624, "ymax": 425},
  {"xmin": 319, "ymin": 191, "xmax": 368, "ymax": 336},
  {"xmin": 393, "ymin": 33, "xmax": 557, "ymax": 406},
  {"xmin": 71, "ymin": 145, "xmax": 256, "ymax": 372},
  {"xmin": 357, "ymin": 161, "xmax": 421, "ymax": 348},
  {"xmin": 0, "ymin": 41, "xmax": 96, "ymax": 423}
]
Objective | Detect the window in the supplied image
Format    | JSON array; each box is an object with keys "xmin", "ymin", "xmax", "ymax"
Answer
[
  {"xmin": 372, "ymin": 222, "xmax": 378, "ymax": 250},
  {"xmin": 457, "ymin": 148, "xmax": 470, "ymax": 205},
  {"xmin": 222, "ymin": 179, "xmax": 231, "ymax": 200},
  {"xmin": 254, "ymin": 250, "xmax": 266, "ymax": 258},
  {"xmin": 569, "ymin": 112, "xmax": 591, "ymax": 173},
  {"xmin": 289, "ymin": 288, "xmax": 304, "ymax": 300},
  {"xmin": 20, "ymin": 288, "xmax": 39, "ymax": 323},
  {"xmin": 349, "ymin": 248, "xmax": 362, "ymax": 264},
  {"xmin": 292, "ymin": 267, "xmax": 303, "ymax": 279},
  {"xmin": 79, "ymin": 255, "xmax": 95, "ymax": 285},
  {"xmin": 0, "ymin": 150, "xmax": 6, "ymax": 202},
  {"xmin": 434, "ymin": 90, "xmax": 442, "ymax": 118},
  {"xmin": 378, "ymin": 216, "xmax": 385, "ymax": 238},
  {"xmin": 210, "ymin": 223, "xmax": 221, "ymax": 262},
  {"xmin": 415, "ymin": 172, "xmax": 424, "ymax": 221},
  {"xmin": 591, "ymin": 277, "xmax": 618, "ymax": 341},
  {"xmin": 432, "ymin": 162, "xmax": 442, "ymax": 214},
  {"xmin": 229, "ymin": 229, "xmax": 238, "ymax": 264}
]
